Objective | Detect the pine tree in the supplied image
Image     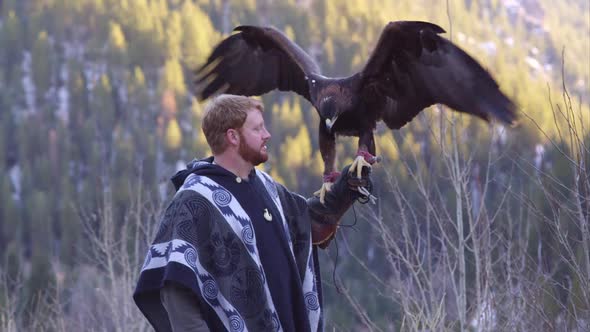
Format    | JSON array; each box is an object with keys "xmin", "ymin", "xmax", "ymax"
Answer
[
  {"xmin": 0, "ymin": 10, "xmax": 24, "ymax": 82},
  {"xmin": 27, "ymin": 190, "xmax": 52, "ymax": 259},
  {"xmin": 0, "ymin": 173, "xmax": 14, "ymax": 253},
  {"xmin": 159, "ymin": 58, "xmax": 186, "ymax": 95},
  {"xmin": 31, "ymin": 31, "xmax": 54, "ymax": 105},
  {"xmin": 126, "ymin": 67, "xmax": 152, "ymax": 156},
  {"xmin": 124, "ymin": 0, "xmax": 166, "ymax": 67},
  {"xmin": 164, "ymin": 118, "xmax": 183, "ymax": 155},
  {"xmin": 164, "ymin": 11, "xmax": 183, "ymax": 60},
  {"xmin": 92, "ymin": 74, "xmax": 117, "ymax": 148},
  {"xmin": 180, "ymin": 1, "xmax": 220, "ymax": 69},
  {"xmin": 57, "ymin": 175, "xmax": 79, "ymax": 267},
  {"xmin": 24, "ymin": 252, "xmax": 56, "ymax": 326},
  {"xmin": 107, "ymin": 21, "xmax": 128, "ymax": 66},
  {"xmin": 187, "ymin": 98, "xmax": 210, "ymax": 155},
  {"xmin": 279, "ymin": 125, "xmax": 312, "ymax": 189}
]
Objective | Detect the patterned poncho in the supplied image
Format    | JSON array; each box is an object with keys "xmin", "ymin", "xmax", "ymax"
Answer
[{"xmin": 134, "ymin": 159, "xmax": 323, "ymax": 332}]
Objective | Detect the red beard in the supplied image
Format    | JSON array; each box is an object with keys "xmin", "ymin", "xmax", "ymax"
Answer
[{"xmin": 238, "ymin": 133, "xmax": 268, "ymax": 166}]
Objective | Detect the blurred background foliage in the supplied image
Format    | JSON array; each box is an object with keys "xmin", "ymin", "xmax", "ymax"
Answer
[{"xmin": 0, "ymin": 0, "xmax": 588, "ymax": 330}]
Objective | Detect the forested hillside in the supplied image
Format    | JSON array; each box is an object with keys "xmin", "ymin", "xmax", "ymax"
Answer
[{"xmin": 0, "ymin": 0, "xmax": 588, "ymax": 331}]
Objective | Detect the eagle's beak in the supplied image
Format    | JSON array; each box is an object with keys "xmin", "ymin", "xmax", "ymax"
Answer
[{"xmin": 325, "ymin": 116, "xmax": 338, "ymax": 132}]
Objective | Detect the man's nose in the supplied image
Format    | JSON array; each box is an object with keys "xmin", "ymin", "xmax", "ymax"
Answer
[{"xmin": 263, "ymin": 128, "xmax": 271, "ymax": 140}]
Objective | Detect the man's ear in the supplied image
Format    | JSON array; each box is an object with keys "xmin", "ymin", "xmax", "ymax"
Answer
[{"xmin": 226, "ymin": 129, "xmax": 239, "ymax": 146}]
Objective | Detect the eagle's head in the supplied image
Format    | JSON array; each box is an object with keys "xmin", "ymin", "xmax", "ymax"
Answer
[
  {"xmin": 319, "ymin": 95, "xmax": 340, "ymax": 132},
  {"xmin": 308, "ymin": 75, "xmax": 353, "ymax": 133}
]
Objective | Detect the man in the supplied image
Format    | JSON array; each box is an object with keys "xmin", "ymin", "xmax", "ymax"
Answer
[{"xmin": 133, "ymin": 94, "xmax": 374, "ymax": 331}]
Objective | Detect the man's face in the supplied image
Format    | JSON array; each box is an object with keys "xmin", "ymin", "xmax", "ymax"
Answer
[{"xmin": 237, "ymin": 109, "xmax": 271, "ymax": 166}]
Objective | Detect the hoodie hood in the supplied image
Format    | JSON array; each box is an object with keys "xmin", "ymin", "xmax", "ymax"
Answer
[
  {"xmin": 170, "ymin": 156, "xmax": 257, "ymax": 191},
  {"xmin": 170, "ymin": 156, "xmax": 216, "ymax": 191}
]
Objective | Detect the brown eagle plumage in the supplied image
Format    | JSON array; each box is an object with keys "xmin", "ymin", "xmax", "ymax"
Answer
[{"xmin": 195, "ymin": 21, "xmax": 517, "ymax": 188}]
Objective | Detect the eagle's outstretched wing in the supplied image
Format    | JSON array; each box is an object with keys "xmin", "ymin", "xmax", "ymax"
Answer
[
  {"xmin": 359, "ymin": 21, "xmax": 517, "ymax": 129},
  {"xmin": 195, "ymin": 25, "xmax": 320, "ymax": 102}
]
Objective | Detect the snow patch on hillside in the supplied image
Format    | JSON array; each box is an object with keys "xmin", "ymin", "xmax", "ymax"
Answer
[
  {"xmin": 57, "ymin": 65, "xmax": 70, "ymax": 124},
  {"xmin": 21, "ymin": 52, "xmax": 36, "ymax": 115}
]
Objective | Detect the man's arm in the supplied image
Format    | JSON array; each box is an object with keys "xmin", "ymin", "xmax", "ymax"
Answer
[{"xmin": 160, "ymin": 282, "xmax": 210, "ymax": 332}]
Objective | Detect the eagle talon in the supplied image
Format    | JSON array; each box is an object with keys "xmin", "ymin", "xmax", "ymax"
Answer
[
  {"xmin": 313, "ymin": 182, "xmax": 333, "ymax": 205},
  {"xmin": 349, "ymin": 155, "xmax": 372, "ymax": 179},
  {"xmin": 349, "ymin": 151, "xmax": 380, "ymax": 179},
  {"xmin": 313, "ymin": 171, "xmax": 341, "ymax": 205}
]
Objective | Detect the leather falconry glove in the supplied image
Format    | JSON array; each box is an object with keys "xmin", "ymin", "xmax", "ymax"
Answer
[{"xmin": 307, "ymin": 164, "xmax": 375, "ymax": 249}]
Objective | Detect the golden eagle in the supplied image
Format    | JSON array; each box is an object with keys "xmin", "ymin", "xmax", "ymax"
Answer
[{"xmin": 195, "ymin": 21, "xmax": 517, "ymax": 200}]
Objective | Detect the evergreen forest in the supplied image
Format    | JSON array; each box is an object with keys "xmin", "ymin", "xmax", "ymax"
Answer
[{"xmin": 0, "ymin": 0, "xmax": 588, "ymax": 330}]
